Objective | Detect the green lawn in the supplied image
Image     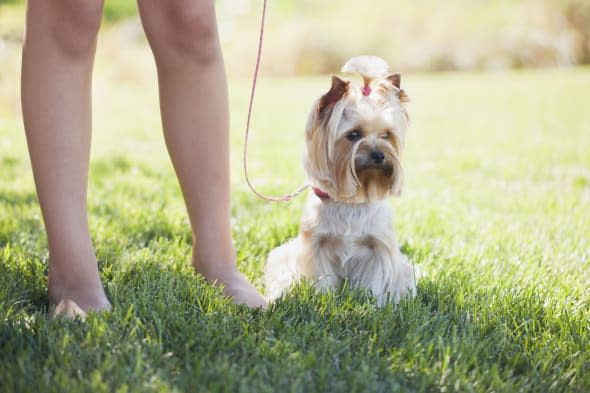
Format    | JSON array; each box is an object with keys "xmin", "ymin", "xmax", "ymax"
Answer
[{"xmin": 1, "ymin": 48, "xmax": 589, "ymax": 391}]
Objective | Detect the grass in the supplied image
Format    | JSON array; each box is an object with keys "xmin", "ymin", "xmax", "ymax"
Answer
[{"xmin": 1, "ymin": 30, "xmax": 590, "ymax": 392}]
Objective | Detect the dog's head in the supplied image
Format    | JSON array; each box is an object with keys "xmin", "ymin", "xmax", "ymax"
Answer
[{"xmin": 304, "ymin": 56, "xmax": 409, "ymax": 203}]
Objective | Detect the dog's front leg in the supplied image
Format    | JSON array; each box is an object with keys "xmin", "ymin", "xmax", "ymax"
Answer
[
  {"xmin": 345, "ymin": 236, "xmax": 415, "ymax": 306},
  {"xmin": 265, "ymin": 237, "xmax": 303, "ymax": 301},
  {"xmin": 310, "ymin": 234, "xmax": 345, "ymax": 291}
]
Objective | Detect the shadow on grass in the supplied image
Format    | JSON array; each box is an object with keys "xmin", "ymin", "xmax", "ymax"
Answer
[
  {"xmin": 0, "ymin": 252, "xmax": 48, "ymax": 316},
  {"xmin": 1, "ymin": 254, "xmax": 587, "ymax": 392}
]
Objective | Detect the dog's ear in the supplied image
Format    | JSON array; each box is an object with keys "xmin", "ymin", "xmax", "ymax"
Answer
[
  {"xmin": 387, "ymin": 73, "xmax": 401, "ymax": 89},
  {"xmin": 387, "ymin": 73, "xmax": 409, "ymax": 103},
  {"xmin": 318, "ymin": 76, "xmax": 349, "ymax": 116}
]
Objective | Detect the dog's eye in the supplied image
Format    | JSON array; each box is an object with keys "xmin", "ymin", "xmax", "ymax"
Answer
[
  {"xmin": 381, "ymin": 131, "xmax": 392, "ymax": 139},
  {"xmin": 346, "ymin": 130, "xmax": 363, "ymax": 142}
]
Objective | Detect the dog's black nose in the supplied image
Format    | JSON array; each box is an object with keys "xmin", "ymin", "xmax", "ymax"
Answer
[{"xmin": 370, "ymin": 150, "xmax": 385, "ymax": 164}]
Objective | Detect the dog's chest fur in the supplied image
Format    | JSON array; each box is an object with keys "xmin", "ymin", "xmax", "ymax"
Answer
[
  {"xmin": 300, "ymin": 196, "xmax": 396, "ymax": 282},
  {"xmin": 303, "ymin": 196, "xmax": 392, "ymax": 239}
]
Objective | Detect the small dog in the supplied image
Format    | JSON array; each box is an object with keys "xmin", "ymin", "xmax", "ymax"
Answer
[{"xmin": 265, "ymin": 56, "xmax": 416, "ymax": 305}]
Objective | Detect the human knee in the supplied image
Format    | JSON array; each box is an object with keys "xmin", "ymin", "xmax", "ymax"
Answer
[
  {"xmin": 50, "ymin": 0, "xmax": 104, "ymax": 57},
  {"xmin": 146, "ymin": 1, "xmax": 220, "ymax": 65}
]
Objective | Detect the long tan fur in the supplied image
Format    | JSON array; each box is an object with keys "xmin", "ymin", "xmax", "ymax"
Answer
[{"xmin": 265, "ymin": 56, "xmax": 416, "ymax": 305}]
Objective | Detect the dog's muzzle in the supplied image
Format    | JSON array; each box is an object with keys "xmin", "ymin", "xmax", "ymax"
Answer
[{"xmin": 355, "ymin": 149, "xmax": 394, "ymax": 174}]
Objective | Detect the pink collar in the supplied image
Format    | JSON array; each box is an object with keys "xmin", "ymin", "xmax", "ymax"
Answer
[{"xmin": 312, "ymin": 187, "xmax": 331, "ymax": 200}]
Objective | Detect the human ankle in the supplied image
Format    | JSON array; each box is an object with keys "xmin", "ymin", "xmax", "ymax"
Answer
[
  {"xmin": 47, "ymin": 258, "xmax": 110, "ymax": 311},
  {"xmin": 191, "ymin": 246, "xmax": 237, "ymax": 278},
  {"xmin": 192, "ymin": 259, "xmax": 238, "ymax": 282}
]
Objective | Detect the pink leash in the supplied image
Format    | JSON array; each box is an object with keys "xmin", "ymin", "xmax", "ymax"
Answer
[{"xmin": 242, "ymin": 0, "xmax": 309, "ymax": 202}]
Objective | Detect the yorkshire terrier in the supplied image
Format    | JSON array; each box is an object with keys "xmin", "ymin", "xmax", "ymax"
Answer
[{"xmin": 265, "ymin": 56, "xmax": 416, "ymax": 306}]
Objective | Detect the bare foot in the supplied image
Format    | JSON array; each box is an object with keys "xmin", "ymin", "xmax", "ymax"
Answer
[
  {"xmin": 194, "ymin": 262, "xmax": 268, "ymax": 308},
  {"xmin": 52, "ymin": 298, "xmax": 87, "ymax": 319},
  {"xmin": 50, "ymin": 291, "xmax": 111, "ymax": 320},
  {"xmin": 48, "ymin": 260, "xmax": 111, "ymax": 319},
  {"xmin": 50, "ymin": 296, "xmax": 111, "ymax": 320}
]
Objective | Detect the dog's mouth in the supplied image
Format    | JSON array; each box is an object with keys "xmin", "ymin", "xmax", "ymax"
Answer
[
  {"xmin": 330, "ymin": 140, "xmax": 402, "ymax": 202},
  {"xmin": 353, "ymin": 159, "xmax": 395, "ymax": 196},
  {"xmin": 354, "ymin": 159, "xmax": 394, "ymax": 177}
]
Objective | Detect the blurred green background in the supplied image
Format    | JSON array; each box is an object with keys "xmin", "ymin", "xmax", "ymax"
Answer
[
  {"xmin": 2, "ymin": 0, "xmax": 590, "ymax": 122},
  {"xmin": 1, "ymin": 0, "xmax": 590, "ymax": 75}
]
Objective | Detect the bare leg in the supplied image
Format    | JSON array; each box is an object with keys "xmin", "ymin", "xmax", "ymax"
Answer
[
  {"xmin": 136, "ymin": 0, "xmax": 266, "ymax": 308},
  {"xmin": 21, "ymin": 0, "xmax": 110, "ymax": 317}
]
